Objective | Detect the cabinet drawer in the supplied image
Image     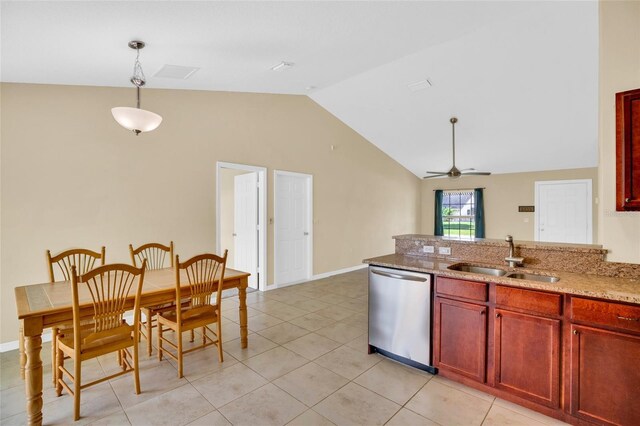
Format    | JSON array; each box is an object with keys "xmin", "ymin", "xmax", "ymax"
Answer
[
  {"xmin": 436, "ymin": 277, "xmax": 488, "ymax": 302},
  {"xmin": 495, "ymin": 286, "xmax": 562, "ymax": 316},
  {"xmin": 571, "ymin": 297, "xmax": 640, "ymax": 334}
]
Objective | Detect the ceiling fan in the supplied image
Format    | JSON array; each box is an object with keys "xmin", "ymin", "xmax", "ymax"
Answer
[{"xmin": 423, "ymin": 117, "xmax": 491, "ymax": 179}]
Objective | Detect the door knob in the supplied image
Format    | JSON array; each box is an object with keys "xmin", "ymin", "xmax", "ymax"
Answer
[
  {"xmin": 303, "ymin": 232, "xmax": 309, "ymax": 236},
  {"xmin": 232, "ymin": 233, "xmax": 237, "ymax": 237}
]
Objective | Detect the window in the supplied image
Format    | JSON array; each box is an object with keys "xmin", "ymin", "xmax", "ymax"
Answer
[{"xmin": 442, "ymin": 190, "xmax": 475, "ymax": 240}]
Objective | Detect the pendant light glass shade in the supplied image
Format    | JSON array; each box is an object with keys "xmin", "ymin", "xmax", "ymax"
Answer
[
  {"xmin": 111, "ymin": 107, "xmax": 162, "ymax": 134},
  {"xmin": 113, "ymin": 40, "xmax": 162, "ymax": 135}
]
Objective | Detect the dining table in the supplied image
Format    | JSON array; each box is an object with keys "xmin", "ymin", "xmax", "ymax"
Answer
[{"xmin": 14, "ymin": 266, "xmax": 250, "ymax": 426}]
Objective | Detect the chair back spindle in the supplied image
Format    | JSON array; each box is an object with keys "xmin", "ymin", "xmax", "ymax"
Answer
[
  {"xmin": 129, "ymin": 242, "xmax": 174, "ymax": 271},
  {"xmin": 47, "ymin": 247, "xmax": 106, "ymax": 282}
]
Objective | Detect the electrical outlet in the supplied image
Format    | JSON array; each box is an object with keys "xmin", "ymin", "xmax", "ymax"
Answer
[
  {"xmin": 422, "ymin": 245, "xmax": 435, "ymax": 253},
  {"xmin": 439, "ymin": 247, "xmax": 452, "ymax": 255}
]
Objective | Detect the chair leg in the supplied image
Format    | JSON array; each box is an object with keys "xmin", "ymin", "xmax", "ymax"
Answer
[
  {"xmin": 202, "ymin": 326, "xmax": 206, "ymax": 346},
  {"xmin": 133, "ymin": 343, "xmax": 141, "ymax": 395},
  {"xmin": 157, "ymin": 322, "xmax": 163, "ymax": 361},
  {"xmin": 51, "ymin": 326, "xmax": 58, "ymax": 386},
  {"xmin": 146, "ymin": 310, "xmax": 153, "ymax": 357},
  {"xmin": 55, "ymin": 345, "xmax": 63, "ymax": 397},
  {"xmin": 117, "ymin": 348, "xmax": 123, "ymax": 369},
  {"xmin": 73, "ymin": 356, "xmax": 81, "ymax": 421},
  {"xmin": 217, "ymin": 321, "xmax": 224, "ymax": 363},
  {"xmin": 190, "ymin": 329, "xmax": 194, "ymax": 343},
  {"xmin": 177, "ymin": 328, "xmax": 183, "ymax": 379}
]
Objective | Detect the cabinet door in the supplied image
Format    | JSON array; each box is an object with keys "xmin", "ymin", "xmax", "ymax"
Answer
[
  {"xmin": 616, "ymin": 87, "xmax": 640, "ymax": 211},
  {"xmin": 494, "ymin": 309, "xmax": 561, "ymax": 408},
  {"xmin": 434, "ymin": 296, "xmax": 487, "ymax": 382},
  {"xmin": 570, "ymin": 324, "xmax": 640, "ymax": 425}
]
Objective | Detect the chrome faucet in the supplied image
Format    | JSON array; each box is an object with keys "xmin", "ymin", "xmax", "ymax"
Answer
[{"xmin": 505, "ymin": 235, "xmax": 524, "ymax": 267}]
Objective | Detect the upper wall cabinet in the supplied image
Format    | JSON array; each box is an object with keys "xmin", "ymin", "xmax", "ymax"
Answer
[{"xmin": 616, "ymin": 88, "xmax": 640, "ymax": 211}]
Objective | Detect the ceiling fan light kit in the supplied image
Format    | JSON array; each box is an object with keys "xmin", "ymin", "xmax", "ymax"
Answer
[
  {"xmin": 111, "ymin": 40, "xmax": 162, "ymax": 135},
  {"xmin": 423, "ymin": 117, "xmax": 491, "ymax": 179}
]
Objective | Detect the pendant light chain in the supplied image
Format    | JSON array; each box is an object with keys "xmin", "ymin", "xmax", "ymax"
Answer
[{"xmin": 130, "ymin": 47, "xmax": 146, "ymax": 88}]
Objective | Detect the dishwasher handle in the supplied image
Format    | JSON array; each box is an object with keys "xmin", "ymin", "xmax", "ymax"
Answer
[{"xmin": 371, "ymin": 269, "xmax": 428, "ymax": 282}]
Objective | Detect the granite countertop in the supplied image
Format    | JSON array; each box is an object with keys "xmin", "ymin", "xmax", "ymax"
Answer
[{"xmin": 364, "ymin": 253, "xmax": 640, "ymax": 304}]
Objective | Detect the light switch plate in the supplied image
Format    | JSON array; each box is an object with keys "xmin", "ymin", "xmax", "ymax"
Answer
[
  {"xmin": 423, "ymin": 245, "xmax": 435, "ymax": 253},
  {"xmin": 439, "ymin": 247, "xmax": 452, "ymax": 255}
]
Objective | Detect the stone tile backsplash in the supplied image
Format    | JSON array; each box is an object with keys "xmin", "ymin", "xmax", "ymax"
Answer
[{"xmin": 394, "ymin": 235, "xmax": 640, "ymax": 279}]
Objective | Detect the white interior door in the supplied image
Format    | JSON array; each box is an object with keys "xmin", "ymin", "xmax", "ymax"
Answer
[
  {"xmin": 234, "ymin": 172, "xmax": 258, "ymax": 289},
  {"xmin": 275, "ymin": 171, "xmax": 312, "ymax": 286},
  {"xmin": 535, "ymin": 179, "xmax": 592, "ymax": 244}
]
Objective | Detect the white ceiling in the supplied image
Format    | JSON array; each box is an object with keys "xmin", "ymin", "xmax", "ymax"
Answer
[{"xmin": 1, "ymin": 1, "xmax": 599, "ymax": 177}]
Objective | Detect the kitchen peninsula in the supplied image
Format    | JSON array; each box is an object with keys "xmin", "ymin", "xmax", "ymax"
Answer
[{"xmin": 365, "ymin": 235, "xmax": 640, "ymax": 426}]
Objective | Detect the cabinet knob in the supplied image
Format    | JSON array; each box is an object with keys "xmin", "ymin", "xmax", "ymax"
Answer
[
  {"xmin": 480, "ymin": 310, "xmax": 485, "ymax": 315},
  {"xmin": 495, "ymin": 313, "xmax": 501, "ymax": 318},
  {"xmin": 573, "ymin": 329, "xmax": 579, "ymax": 335},
  {"xmin": 625, "ymin": 198, "xmax": 631, "ymax": 203}
]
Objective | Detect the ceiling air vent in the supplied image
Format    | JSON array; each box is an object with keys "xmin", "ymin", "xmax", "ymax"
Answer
[
  {"xmin": 408, "ymin": 79, "xmax": 432, "ymax": 92},
  {"xmin": 271, "ymin": 61, "xmax": 295, "ymax": 71},
  {"xmin": 154, "ymin": 65, "xmax": 199, "ymax": 80}
]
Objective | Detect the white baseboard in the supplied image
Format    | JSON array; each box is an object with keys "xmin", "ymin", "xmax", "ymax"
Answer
[
  {"xmin": 312, "ymin": 264, "xmax": 368, "ymax": 280},
  {"xmin": 1, "ymin": 330, "xmax": 53, "ymax": 353},
  {"xmin": 272, "ymin": 263, "xmax": 367, "ymax": 289}
]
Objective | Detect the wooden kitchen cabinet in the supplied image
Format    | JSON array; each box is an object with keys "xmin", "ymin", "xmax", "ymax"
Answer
[
  {"xmin": 568, "ymin": 297, "xmax": 640, "ymax": 425},
  {"xmin": 432, "ymin": 276, "xmax": 640, "ymax": 425},
  {"xmin": 434, "ymin": 296, "xmax": 487, "ymax": 383},
  {"xmin": 493, "ymin": 285, "xmax": 562, "ymax": 408},
  {"xmin": 494, "ymin": 309, "xmax": 561, "ymax": 408},
  {"xmin": 433, "ymin": 277, "xmax": 640, "ymax": 426},
  {"xmin": 569, "ymin": 324, "xmax": 640, "ymax": 425},
  {"xmin": 616, "ymin": 87, "xmax": 640, "ymax": 211}
]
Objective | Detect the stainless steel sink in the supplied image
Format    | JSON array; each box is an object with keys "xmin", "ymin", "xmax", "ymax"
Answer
[
  {"xmin": 448, "ymin": 264, "xmax": 507, "ymax": 277},
  {"xmin": 506, "ymin": 273, "xmax": 560, "ymax": 283}
]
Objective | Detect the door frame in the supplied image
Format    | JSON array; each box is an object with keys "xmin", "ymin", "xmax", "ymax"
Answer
[
  {"xmin": 534, "ymin": 179, "xmax": 593, "ymax": 244},
  {"xmin": 273, "ymin": 170, "xmax": 313, "ymax": 287},
  {"xmin": 216, "ymin": 161, "xmax": 267, "ymax": 291}
]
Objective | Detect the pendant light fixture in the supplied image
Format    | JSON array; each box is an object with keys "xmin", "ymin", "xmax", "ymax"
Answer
[{"xmin": 111, "ymin": 41, "xmax": 162, "ymax": 135}]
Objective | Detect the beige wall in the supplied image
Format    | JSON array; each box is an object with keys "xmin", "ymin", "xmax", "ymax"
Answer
[
  {"xmin": 219, "ymin": 168, "xmax": 253, "ymax": 268},
  {"xmin": 0, "ymin": 83, "xmax": 421, "ymax": 343},
  {"xmin": 597, "ymin": 0, "xmax": 640, "ymax": 263},
  {"xmin": 420, "ymin": 168, "xmax": 599, "ymax": 242}
]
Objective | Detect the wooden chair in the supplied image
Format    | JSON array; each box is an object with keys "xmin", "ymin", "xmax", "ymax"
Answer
[
  {"xmin": 157, "ymin": 251, "xmax": 228, "ymax": 378},
  {"xmin": 129, "ymin": 241, "xmax": 177, "ymax": 356},
  {"xmin": 55, "ymin": 262, "xmax": 146, "ymax": 421},
  {"xmin": 45, "ymin": 247, "xmax": 106, "ymax": 386}
]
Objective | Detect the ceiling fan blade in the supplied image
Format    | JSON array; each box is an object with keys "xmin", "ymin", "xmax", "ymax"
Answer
[
  {"xmin": 459, "ymin": 168, "xmax": 476, "ymax": 172},
  {"xmin": 423, "ymin": 173, "xmax": 449, "ymax": 179},
  {"xmin": 425, "ymin": 170, "xmax": 448, "ymax": 174},
  {"xmin": 461, "ymin": 171, "xmax": 491, "ymax": 176}
]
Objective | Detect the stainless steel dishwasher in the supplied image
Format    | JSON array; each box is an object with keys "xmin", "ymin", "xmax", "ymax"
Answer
[{"xmin": 368, "ymin": 265, "xmax": 436, "ymax": 373}]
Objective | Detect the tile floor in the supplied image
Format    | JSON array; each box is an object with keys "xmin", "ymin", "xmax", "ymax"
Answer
[{"xmin": 0, "ymin": 269, "xmax": 569, "ymax": 425}]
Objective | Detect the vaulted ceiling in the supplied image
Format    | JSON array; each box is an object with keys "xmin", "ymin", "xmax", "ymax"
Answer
[{"xmin": 1, "ymin": 1, "xmax": 598, "ymax": 176}]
